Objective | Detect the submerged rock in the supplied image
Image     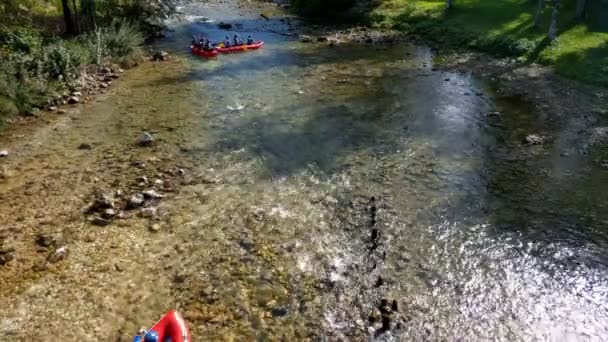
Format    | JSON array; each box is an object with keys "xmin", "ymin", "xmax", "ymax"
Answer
[
  {"xmin": 524, "ymin": 134, "xmax": 546, "ymax": 145},
  {"xmin": 137, "ymin": 132, "xmax": 154, "ymax": 147},
  {"xmin": 47, "ymin": 246, "xmax": 67, "ymax": 263},
  {"xmin": 140, "ymin": 207, "xmax": 157, "ymax": 218},
  {"xmin": 78, "ymin": 143, "xmax": 93, "ymax": 150},
  {"xmin": 128, "ymin": 194, "xmax": 145, "ymax": 209},
  {"xmin": 299, "ymin": 35, "xmax": 313, "ymax": 43},
  {"xmin": 36, "ymin": 233, "xmax": 63, "ymax": 248},
  {"xmin": 271, "ymin": 306, "xmax": 289, "ymax": 317},
  {"xmin": 217, "ymin": 22, "xmax": 232, "ymax": 29},
  {"xmin": 142, "ymin": 189, "xmax": 163, "ymax": 199}
]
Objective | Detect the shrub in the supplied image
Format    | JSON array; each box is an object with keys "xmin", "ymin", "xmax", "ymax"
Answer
[
  {"xmin": 41, "ymin": 44, "xmax": 80, "ymax": 80},
  {"xmin": 104, "ymin": 21, "xmax": 144, "ymax": 58},
  {"xmin": 0, "ymin": 26, "xmax": 42, "ymax": 54}
]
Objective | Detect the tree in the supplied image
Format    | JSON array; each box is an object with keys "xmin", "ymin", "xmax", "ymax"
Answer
[
  {"xmin": 446, "ymin": 0, "xmax": 454, "ymax": 10},
  {"xmin": 575, "ymin": 0, "xmax": 587, "ymax": 20},
  {"xmin": 61, "ymin": 0, "xmax": 76, "ymax": 35},
  {"xmin": 548, "ymin": 0, "xmax": 560, "ymax": 41},
  {"xmin": 533, "ymin": 0, "xmax": 544, "ymax": 27}
]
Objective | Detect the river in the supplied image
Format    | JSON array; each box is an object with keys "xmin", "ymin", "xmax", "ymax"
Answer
[{"xmin": 0, "ymin": 0, "xmax": 607, "ymax": 341}]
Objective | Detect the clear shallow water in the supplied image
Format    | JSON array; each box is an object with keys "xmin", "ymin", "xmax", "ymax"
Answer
[
  {"xmin": 0, "ymin": 0, "xmax": 607, "ymax": 340},
  {"xmin": 159, "ymin": 1, "xmax": 608, "ymax": 340}
]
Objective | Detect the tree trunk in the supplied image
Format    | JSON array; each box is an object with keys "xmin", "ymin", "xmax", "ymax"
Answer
[
  {"xmin": 548, "ymin": 0, "xmax": 560, "ymax": 41},
  {"xmin": 575, "ymin": 0, "xmax": 587, "ymax": 20},
  {"xmin": 446, "ymin": 0, "xmax": 454, "ymax": 10},
  {"xmin": 533, "ymin": 0, "xmax": 544, "ymax": 27},
  {"xmin": 61, "ymin": 0, "xmax": 75, "ymax": 35},
  {"xmin": 71, "ymin": 0, "xmax": 80, "ymax": 34}
]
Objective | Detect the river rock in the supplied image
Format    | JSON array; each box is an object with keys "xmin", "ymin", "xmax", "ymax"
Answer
[
  {"xmin": 217, "ymin": 22, "xmax": 232, "ymax": 29},
  {"xmin": 299, "ymin": 35, "xmax": 314, "ymax": 43},
  {"xmin": 271, "ymin": 306, "xmax": 289, "ymax": 317},
  {"xmin": 140, "ymin": 207, "xmax": 157, "ymax": 218},
  {"xmin": 68, "ymin": 96, "xmax": 80, "ymax": 104},
  {"xmin": 24, "ymin": 108, "xmax": 40, "ymax": 117},
  {"xmin": 71, "ymin": 91, "xmax": 82, "ymax": 97},
  {"xmin": 128, "ymin": 194, "xmax": 145, "ymax": 209},
  {"xmin": 142, "ymin": 189, "xmax": 163, "ymax": 199},
  {"xmin": 524, "ymin": 134, "xmax": 545, "ymax": 145},
  {"xmin": 101, "ymin": 66, "xmax": 111, "ymax": 74},
  {"xmin": 90, "ymin": 216, "xmax": 111, "ymax": 226},
  {"xmin": 57, "ymin": 109, "xmax": 67, "ymax": 114},
  {"xmin": 47, "ymin": 246, "xmax": 67, "ymax": 263},
  {"xmin": 149, "ymin": 223, "xmax": 162, "ymax": 232},
  {"xmin": 100, "ymin": 82, "xmax": 109, "ymax": 89},
  {"xmin": 103, "ymin": 208, "xmax": 117, "ymax": 219},
  {"xmin": 0, "ymin": 150, "xmax": 8, "ymax": 157},
  {"xmin": 137, "ymin": 132, "xmax": 154, "ymax": 147},
  {"xmin": 0, "ymin": 249, "xmax": 15, "ymax": 265},
  {"xmin": 48, "ymin": 106, "xmax": 57, "ymax": 112},
  {"xmin": 78, "ymin": 143, "xmax": 93, "ymax": 150},
  {"xmin": 152, "ymin": 51, "xmax": 169, "ymax": 61},
  {"xmin": 36, "ymin": 233, "xmax": 63, "ymax": 248},
  {"xmin": 590, "ymin": 127, "xmax": 608, "ymax": 145},
  {"xmin": 85, "ymin": 192, "xmax": 116, "ymax": 214}
]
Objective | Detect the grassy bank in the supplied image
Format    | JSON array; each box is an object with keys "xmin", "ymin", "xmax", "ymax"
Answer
[{"xmin": 368, "ymin": 0, "xmax": 608, "ymax": 85}]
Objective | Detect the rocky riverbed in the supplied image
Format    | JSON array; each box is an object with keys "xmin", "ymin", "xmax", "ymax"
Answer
[{"xmin": 1, "ymin": 0, "xmax": 608, "ymax": 340}]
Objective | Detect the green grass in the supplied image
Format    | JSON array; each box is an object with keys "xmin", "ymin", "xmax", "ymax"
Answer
[{"xmin": 370, "ymin": 0, "xmax": 608, "ymax": 85}]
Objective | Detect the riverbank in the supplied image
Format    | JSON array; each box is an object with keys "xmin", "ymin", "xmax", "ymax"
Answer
[
  {"xmin": 0, "ymin": 1, "xmax": 175, "ymax": 125},
  {"xmin": 368, "ymin": 0, "xmax": 608, "ymax": 86}
]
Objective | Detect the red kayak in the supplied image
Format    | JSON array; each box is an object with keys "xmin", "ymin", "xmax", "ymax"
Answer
[
  {"xmin": 191, "ymin": 46, "xmax": 218, "ymax": 58},
  {"xmin": 133, "ymin": 310, "xmax": 190, "ymax": 342},
  {"xmin": 216, "ymin": 41, "xmax": 264, "ymax": 54}
]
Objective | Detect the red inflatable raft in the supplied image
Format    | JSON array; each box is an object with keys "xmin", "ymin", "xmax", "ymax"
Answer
[
  {"xmin": 216, "ymin": 41, "xmax": 264, "ymax": 54},
  {"xmin": 133, "ymin": 310, "xmax": 190, "ymax": 342},
  {"xmin": 191, "ymin": 46, "xmax": 219, "ymax": 58}
]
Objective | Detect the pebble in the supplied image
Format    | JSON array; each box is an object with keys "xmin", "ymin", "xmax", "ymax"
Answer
[
  {"xmin": 149, "ymin": 223, "xmax": 162, "ymax": 232},
  {"xmin": 128, "ymin": 194, "xmax": 145, "ymax": 208},
  {"xmin": 47, "ymin": 246, "xmax": 67, "ymax": 263},
  {"xmin": 137, "ymin": 132, "xmax": 154, "ymax": 147},
  {"xmin": 142, "ymin": 189, "xmax": 163, "ymax": 199},
  {"xmin": 271, "ymin": 307, "xmax": 289, "ymax": 317},
  {"xmin": 90, "ymin": 216, "xmax": 111, "ymax": 226},
  {"xmin": 103, "ymin": 208, "xmax": 117, "ymax": 218},
  {"xmin": 524, "ymin": 133, "xmax": 546, "ymax": 145},
  {"xmin": 140, "ymin": 207, "xmax": 157, "ymax": 218}
]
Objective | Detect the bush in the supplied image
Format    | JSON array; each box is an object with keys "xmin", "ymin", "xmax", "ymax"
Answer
[
  {"xmin": 104, "ymin": 21, "xmax": 144, "ymax": 58},
  {"xmin": 0, "ymin": 26, "xmax": 42, "ymax": 54},
  {"xmin": 41, "ymin": 43, "xmax": 81, "ymax": 80}
]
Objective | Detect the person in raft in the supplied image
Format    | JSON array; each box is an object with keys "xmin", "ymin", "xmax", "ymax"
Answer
[
  {"xmin": 247, "ymin": 35, "xmax": 254, "ymax": 45},
  {"xmin": 223, "ymin": 36, "xmax": 231, "ymax": 48},
  {"xmin": 202, "ymin": 38, "xmax": 212, "ymax": 51},
  {"xmin": 233, "ymin": 34, "xmax": 243, "ymax": 46}
]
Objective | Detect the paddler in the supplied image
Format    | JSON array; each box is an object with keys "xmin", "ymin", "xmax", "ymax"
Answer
[
  {"xmin": 247, "ymin": 35, "xmax": 254, "ymax": 45},
  {"xmin": 223, "ymin": 36, "xmax": 231, "ymax": 48},
  {"xmin": 233, "ymin": 34, "xmax": 243, "ymax": 46}
]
